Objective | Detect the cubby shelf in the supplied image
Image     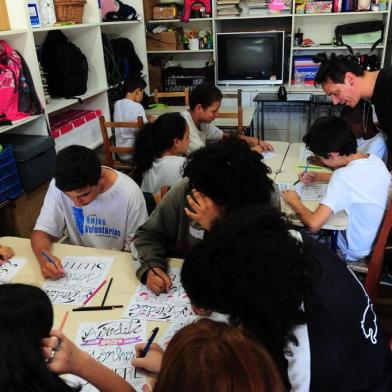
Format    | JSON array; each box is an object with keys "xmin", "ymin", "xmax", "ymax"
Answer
[
  {"xmin": 0, "ymin": 115, "xmax": 44, "ymax": 135},
  {"xmin": 147, "ymin": 49, "xmax": 214, "ymax": 54}
]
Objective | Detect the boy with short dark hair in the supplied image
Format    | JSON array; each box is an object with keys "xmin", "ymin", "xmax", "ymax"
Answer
[
  {"xmin": 31, "ymin": 145, "xmax": 148, "ymax": 280},
  {"xmin": 282, "ymin": 116, "xmax": 390, "ymax": 262},
  {"xmin": 113, "ymin": 76, "xmax": 153, "ymax": 160},
  {"xmin": 340, "ymin": 99, "xmax": 387, "ymax": 164},
  {"xmin": 183, "ymin": 83, "xmax": 273, "ymax": 154}
]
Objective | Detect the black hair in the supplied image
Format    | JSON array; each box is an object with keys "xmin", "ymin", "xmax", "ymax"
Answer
[
  {"xmin": 313, "ymin": 53, "xmax": 364, "ymax": 87},
  {"xmin": 132, "ymin": 112, "xmax": 187, "ymax": 174},
  {"xmin": 122, "ymin": 76, "xmax": 147, "ymax": 97},
  {"xmin": 340, "ymin": 99, "xmax": 375, "ymax": 129},
  {"xmin": 303, "ymin": 116, "xmax": 357, "ymax": 158},
  {"xmin": 189, "ymin": 83, "xmax": 223, "ymax": 111},
  {"xmin": 0, "ymin": 284, "xmax": 80, "ymax": 392},
  {"xmin": 183, "ymin": 137, "xmax": 274, "ymax": 211},
  {"xmin": 54, "ymin": 145, "xmax": 101, "ymax": 192},
  {"xmin": 181, "ymin": 206, "xmax": 320, "ymax": 386}
]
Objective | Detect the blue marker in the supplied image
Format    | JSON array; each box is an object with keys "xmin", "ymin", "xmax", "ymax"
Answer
[{"xmin": 140, "ymin": 327, "xmax": 159, "ymax": 358}]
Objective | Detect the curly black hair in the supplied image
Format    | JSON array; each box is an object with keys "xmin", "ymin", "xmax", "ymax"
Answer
[
  {"xmin": 183, "ymin": 137, "xmax": 274, "ymax": 211},
  {"xmin": 181, "ymin": 205, "xmax": 320, "ymax": 384},
  {"xmin": 313, "ymin": 52, "xmax": 364, "ymax": 87},
  {"xmin": 303, "ymin": 116, "xmax": 357, "ymax": 158}
]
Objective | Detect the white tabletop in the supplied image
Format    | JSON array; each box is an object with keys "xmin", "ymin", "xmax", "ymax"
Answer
[
  {"xmin": 146, "ymin": 106, "xmax": 256, "ymax": 128},
  {"xmin": 276, "ymin": 143, "xmax": 348, "ymax": 231},
  {"xmin": 0, "ymin": 237, "xmax": 175, "ymax": 342},
  {"xmin": 262, "ymin": 141, "xmax": 290, "ymax": 180}
]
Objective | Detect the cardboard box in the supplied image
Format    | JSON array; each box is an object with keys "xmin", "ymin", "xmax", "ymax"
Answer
[
  {"xmin": 148, "ymin": 62, "xmax": 162, "ymax": 91},
  {"xmin": 146, "ymin": 31, "xmax": 182, "ymax": 51},
  {"xmin": 0, "ymin": 0, "xmax": 10, "ymax": 30},
  {"xmin": 152, "ymin": 5, "xmax": 178, "ymax": 19}
]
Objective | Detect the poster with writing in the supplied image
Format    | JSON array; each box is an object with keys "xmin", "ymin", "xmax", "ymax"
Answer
[
  {"xmin": 67, "ymin": 318, "xmax": 146, "ymax": 392},
  {"xmin": 0, "ymin": 258, "xmax": 27, "ymax": 284},
  {"xmin": 299, "ymin": 145, "xmax": 313, "ymax": 161},
  {"xmin": 124, "ymin": 268, "xmax": 194, "ymax": 322},
  {"xmin": 42, "ymin": 256, "xmax": 114, "ymax": 305}
]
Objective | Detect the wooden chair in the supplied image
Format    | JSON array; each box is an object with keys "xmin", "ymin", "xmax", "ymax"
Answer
[
  {"xmin": 153, "ymin": 88, "xmax": 189, "ymax": 106},
  {"xmin": 349, "ymin": 201, "xmax": 392, "ymax": 304},
  {"xmin": 216, "ymin": 106, "xmax": 244, "ymax": 135},
  {"xmin": 99, "ymin": 115, "xmax": 143, "ymax": 171},
  {"xmin": 222, "ymin": 89, "xmax": 242, "ymax": 107}
]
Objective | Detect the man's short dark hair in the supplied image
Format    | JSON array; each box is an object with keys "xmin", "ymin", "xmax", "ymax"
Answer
[
  {"xmin": 189, "ymin": 83, "xmax": 223, "ymax": 111},
  {"xmin": 303, "ymin": 116, "xmax": 357, "ymax": 158},
  {"xmin": 183, "ymin": 137, "xmax": 274, "ymax": 212},
  {"xmin": 123, "ymin": 76, "xmax": 147, "ymax": 96},
  {"xmin": 54, "ymin": 145, "xmax": 101, "ymax": 192},
  {"xmin": 313, "ymin": 53, "xmax": 364, "ymax": 87}
]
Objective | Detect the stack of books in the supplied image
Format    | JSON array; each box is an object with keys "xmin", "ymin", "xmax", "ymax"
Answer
[
  {"xmin": 245, "ymin": 0, "xmax": 268, "ymax": 15},
  {"xmin": 216, "ymin": 0, "xmax": 242, "ymax": 16}
]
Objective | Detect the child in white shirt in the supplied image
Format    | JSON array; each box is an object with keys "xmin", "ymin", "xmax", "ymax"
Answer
[
  {"xmin": 113, "ymin": 77, "xmax": 153, "ymax": 160},
  {"xmin": 282, "ymin": 116, "xmax": 391, "ymax": 262},
  {"xmin": 133, "ymin": 112, "xmax": 189, "ymax": 195}
]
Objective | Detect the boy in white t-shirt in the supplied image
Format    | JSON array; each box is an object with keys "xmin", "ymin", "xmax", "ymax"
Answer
[
  {"xmin": 113, "ymin": 77, "xmax": 154, "ymax": 160},
  {"xmin": 183, "ymin": 83, "xmax": 273, "ymax": 154},
  {"xmin": 282, "ymin": 116, "xmax": 391, "ymax": 262},
  {"xmin": 340, "ymin": 99, "xmax": 388, "ymax": 164},
  {"xmin": 31, "ymin": 145, "xmax": 148, "ymax": 280}
]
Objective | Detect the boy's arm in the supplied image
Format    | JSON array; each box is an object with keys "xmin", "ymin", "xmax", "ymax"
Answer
[{"xmin": 282, "ymin": 190, "xmax": 333, "ymax": 232}]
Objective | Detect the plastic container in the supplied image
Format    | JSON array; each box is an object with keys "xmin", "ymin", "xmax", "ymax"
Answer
[{"xmin": 0, "ymin": 145, "xmax": 23, "ymax": 203}]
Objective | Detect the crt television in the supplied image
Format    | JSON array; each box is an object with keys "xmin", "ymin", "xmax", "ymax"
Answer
[{"xmin": 216, "ymin": 31, "xmax": 285, "ymax": 85}]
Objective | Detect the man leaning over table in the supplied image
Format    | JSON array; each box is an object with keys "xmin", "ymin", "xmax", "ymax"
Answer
[{"xmin": 31, "ymin": 145, "xmax": 148, "ymax": 280}]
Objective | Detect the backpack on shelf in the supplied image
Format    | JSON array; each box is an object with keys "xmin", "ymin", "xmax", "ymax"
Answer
[
  {"xmin": 0, "ymin": 40, "xmax": 43, "ymax": 122},
  {"xmin": 41, "ymin": 30, "xmax": 88, "ymax": 99}
]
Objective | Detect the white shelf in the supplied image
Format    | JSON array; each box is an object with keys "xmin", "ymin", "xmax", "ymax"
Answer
[
  {"xmin": 46, "ymin": 87, "xmax": 108, "ymax": 114},
  {"xmin": 146, "ymin": 17, "xmax": 213, "ymax": 24},
  {"xmin": 32, "ymin": 23, "xmax": 99, "ymax": 32},
  {"xmin": 293, "ymin": 45, "xmax": 384, "ymax": 51},
  {"xmin": 100, "ymin": 21, "xmax": 141, "ymax": 26},
  {"xmin": 0, "ymin": 29, "xmax": 28, "ymax": 36},
  {"xmin": 147, "ymin": 49, "xmax": 213, "ymax": 54},
  {"xmin": 294, "ymin": 10, "xmax": 389, "ymax": 17},
  {"xmin": 0, "ymin": 115, "xmax": 43, "ymax": 135},
  {"xmin": 215, "ymin": 13, "xmax": 292, "ymax": 20}
]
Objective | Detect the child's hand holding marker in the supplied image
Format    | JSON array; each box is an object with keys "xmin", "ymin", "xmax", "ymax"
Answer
[{"xmin": 40, "ymin": 251, "xmax": 65, "ymax": 280}]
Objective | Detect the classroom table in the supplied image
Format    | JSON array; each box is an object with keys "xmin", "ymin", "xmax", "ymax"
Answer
[
  {"xmin": 0, "ymin": 236, "xmax": 176, "ymax": 351},
  {"xmin": 146, "ymin": 105, "xmax": 256, "ymax": 129},
  {"xmin": 262, "ymin": 141, "xmax": 290, "ymax": 180},
  {"xmin": 275, "ymin": 143, "xmax": 348, "ymax": 231}
]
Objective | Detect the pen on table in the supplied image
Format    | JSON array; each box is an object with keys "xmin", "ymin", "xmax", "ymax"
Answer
[
  {"xmin": 82, "ymin": 279, "xmax": 107, "ymax": 306},
  {"xmin": 140, "ymin": 327, "xmax": 159, "ymax": 358},
  {"xmin": 73, "ymin": 305, "xmax": 123, "ymax": 312},
  {"xmin": 100, "ymin": 277, "xmax": 113, "ymax": 307},
  {"xmin": 293, "ymin": 161, "xmax": 310, "ymax": 186},
  {"xmin": 59, "ymin": 311, "xmax": 69, "ymax": 332},
  {"xmin": 41, "ymin": 251, "xmax": 59, "ymax": 271}
]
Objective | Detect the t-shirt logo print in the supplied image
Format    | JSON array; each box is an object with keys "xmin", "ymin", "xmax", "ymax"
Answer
[{"xmin": 72, "ymin": 207, "xmax": 85, "ymax": 235}]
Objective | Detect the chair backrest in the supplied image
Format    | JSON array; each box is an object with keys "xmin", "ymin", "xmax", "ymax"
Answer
[
  {"xmin": 153, "ymin": 88, "xmax": 189, "ymax": 106},
  {"xmin": 222, "ymin": 89, "xmax": 242, "ymax": 107},
  {"xmin": 365, "ymin": 201, "xmax": 392, "ymax": 303},
  {"xmin": 216, "ymin": 106, "xmax": 244, "ymax": 135},
  {"xmin": 153, "ymin": 185, "xmax": 171, "ymax": 205},
  {"xmin": 99, "ymin": 115, "xmax": 143, "ymax": 170}
]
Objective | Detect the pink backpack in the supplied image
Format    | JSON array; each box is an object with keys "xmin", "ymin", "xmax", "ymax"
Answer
[
  {"xmin": 0, "ymin": 40, "xmax": 28, "ymax": 121},
  {"xmin": 100, "ymin": 0, "xmax": 119, "ymax": 20}
]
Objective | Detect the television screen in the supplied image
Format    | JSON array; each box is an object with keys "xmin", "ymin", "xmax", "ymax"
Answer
[{"xmin": 217, "ymin": 31, "xmax": 285, "ymax": 85}]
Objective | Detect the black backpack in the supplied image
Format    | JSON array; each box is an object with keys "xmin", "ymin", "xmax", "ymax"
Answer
[{"xmin": 41, "ymin": 30, "xmax": 88, "ymax": 98}]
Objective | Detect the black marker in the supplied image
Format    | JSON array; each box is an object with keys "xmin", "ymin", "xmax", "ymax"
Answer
[{"xmin": 140, "ymin": 327, "xmax": 159, "ymax": 358}]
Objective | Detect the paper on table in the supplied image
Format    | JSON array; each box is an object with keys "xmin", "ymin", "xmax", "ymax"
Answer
[
  {"xmin": 42, "ymin": 256, "xmax": 114, "ymax": 305},
  {"xmin": 261, "ymin": 151, "xmax": 277, "ymax": 160},
  {"xmin": 124, "ymin": 267, "xmax": 194, "ymax": 322},
  {"xmin": 277, "ymin": 182, "xmax": 328, "ymax": 201},
  {"xmin": 299, "ymin": 145, "xmax": 313, "ymax": 161},
  {"xmin": 67, "ymin": 318, "xmax": 146, "ymax": 392},
  {"xmin": 0, "ymin": 258, "xmax": 27, "ymax": 284}
]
